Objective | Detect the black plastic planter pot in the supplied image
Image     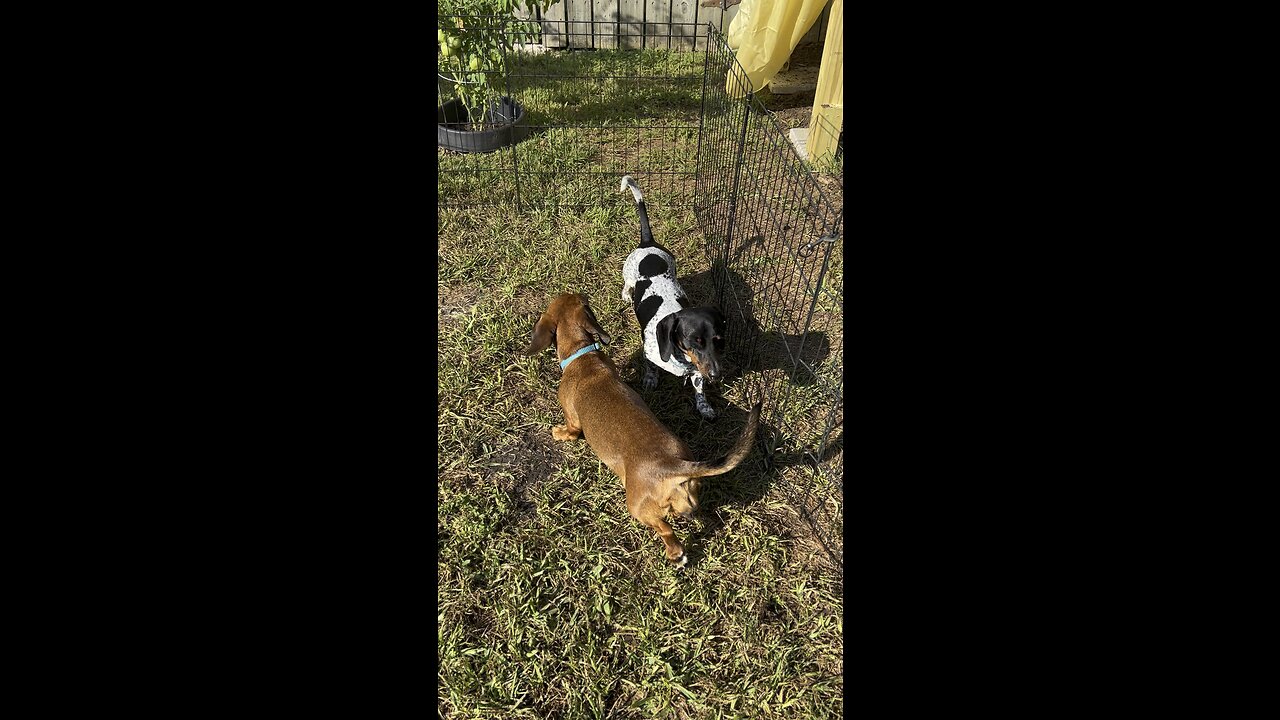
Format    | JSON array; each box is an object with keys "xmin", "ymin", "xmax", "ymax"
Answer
[{"xmin": 438, "ymin": 96, "xmax": 530, "ymax": 153}]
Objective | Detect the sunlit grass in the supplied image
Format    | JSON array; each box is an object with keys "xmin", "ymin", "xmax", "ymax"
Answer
[{"xmin": 438, "ymin": 47, "xmax": 842, "ymax": 720}]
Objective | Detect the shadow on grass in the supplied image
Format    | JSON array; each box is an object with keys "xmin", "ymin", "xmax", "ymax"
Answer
[
  {"xmin": 608, "ymin": 256, "xmax": 841, "ymax": 571},
  {"xmin": 615, "ymin": 361, "xmax": 843, "ymax": 572},
  {"xmin": 672, "ymin": 261, "xmax": 835, "ymax": 388},
  {"xmin": 503, "ymin": 49, "xmax": 706, "ymax": 126},
  {"xmin": 517, "ymin": 255, "xmax": 841, "ymax": 573}
]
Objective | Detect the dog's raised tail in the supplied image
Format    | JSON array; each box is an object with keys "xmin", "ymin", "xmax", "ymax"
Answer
[
  {"xmin": 680, "ymin": 400, "xmax": 763, "ymax": 479},
  {"xmin": 620, "ymin": 174, "xmax": 656, "ymax": 248}
]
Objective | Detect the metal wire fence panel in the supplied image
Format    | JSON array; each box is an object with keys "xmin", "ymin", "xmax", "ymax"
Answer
[
  {"xmin": 438, "ymin": 15, "xmax": 709, "ymax": 213},
  {"xmin": 532, "ymin": 0, "xmax": 739, "ymax": 51},
  {"xmin": 437, "ymin": 17, "xmax": 843, "ymax": 571},
  {"xmin": 695, "ymin": 26, "xmax": 843, "ymax": 570}
]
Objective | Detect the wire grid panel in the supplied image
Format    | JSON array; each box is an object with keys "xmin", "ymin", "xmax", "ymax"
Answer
[
  {"xmin": 536, "ymin": 0, "xmax": 739, "ymax": 51},
  {"xmin": 437, "ymin": 16, "xmax": 845, "ymax": 569},
  {"xmin": 437, "ymin": 15, "xmax": 711, "ymax": 212},
  {"xmin": 695, "ymin": 25, "xmax": 844, "ymax": 570}
]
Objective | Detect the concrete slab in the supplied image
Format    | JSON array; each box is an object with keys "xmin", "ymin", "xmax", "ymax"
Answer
[{"xmin": 788, "ymin": 126, "xmax": 810, "ymax": 160}]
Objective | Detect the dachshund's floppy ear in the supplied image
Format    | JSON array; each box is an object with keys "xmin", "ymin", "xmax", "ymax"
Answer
[
  {"xmin": 657, "ymin": 313, "xmax": 679, "ymax": 362},
  {"xmin": 523, "ymin": 312, "xmax": 557, "ymax": 355},
  {"xmin": 580, "ymin": 300, "xmax": 612, "ymax": 345}
]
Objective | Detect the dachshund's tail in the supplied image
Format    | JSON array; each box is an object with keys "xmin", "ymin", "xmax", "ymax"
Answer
[
  {"xmin": 620, "ymin": 174, "xmax": 656, "ymax": 249},
  {"xmin": 678, "ymin": 400, "xmax": 762, "ymax": 479}
]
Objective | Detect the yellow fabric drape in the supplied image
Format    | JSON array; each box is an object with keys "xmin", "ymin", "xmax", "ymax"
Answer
[{"xmin": 726, "ymin": 0, "xmax": 829, "ymax": 99}]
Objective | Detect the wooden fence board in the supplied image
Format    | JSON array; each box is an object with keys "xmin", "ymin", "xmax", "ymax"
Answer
[
  {"xmin": 566, "ymin": 0, "xmax": 593, "ymax": 48},
  {"xmin": 645, "ymin": 0, "xmax": 672, "ymax": 50},
  {"xmin": 542, "ymin": 1, "xmax": 568, "ymax": 48},
  {"xmin": 694, "ymin": 3, "xmax": 737, "ymax": 50},
  {"xmin": 593, "ymin": 0, "xmax": 620, "ymax": 48},
  {"xmin": 618, "ymin": 0, "xmax": 645, "ymax": 49},
  {"xmin": 515, "ymin": 0, "xmax": 743, "ymax": 52},
  {"xmin": 670, "ymin": 0, "xmax": 698, "ymax": 51}
]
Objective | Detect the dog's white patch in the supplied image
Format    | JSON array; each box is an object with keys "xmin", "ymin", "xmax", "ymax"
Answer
[
  {"xmin": 673, "ymin": 554, "xmax": 688, "ymax": 569},
  {"xmin": 623, "ymin": 247, "xmax": 697, "ymax": 380}
]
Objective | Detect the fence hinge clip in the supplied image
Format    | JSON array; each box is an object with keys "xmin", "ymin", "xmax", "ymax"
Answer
[{"xmin": 799, "ymin": 233, "xmax": 840, "ymax": 257}]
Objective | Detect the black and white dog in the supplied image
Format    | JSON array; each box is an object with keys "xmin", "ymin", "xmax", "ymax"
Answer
[{"xmin": 620, "ymin": 175, "xmax": 727, "ymax": 420}]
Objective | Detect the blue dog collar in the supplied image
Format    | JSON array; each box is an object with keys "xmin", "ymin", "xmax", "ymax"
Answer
[{"xmin": 560, "ymin": 341, "xmax": 605, "ymax": 370}]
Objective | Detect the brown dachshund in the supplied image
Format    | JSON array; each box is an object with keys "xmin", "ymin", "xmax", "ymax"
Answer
[{"xmin": 524, "ymin": 292, "xmax": 761, "ymax": 568}]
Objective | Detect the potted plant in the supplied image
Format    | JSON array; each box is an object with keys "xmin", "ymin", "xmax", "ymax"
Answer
[{"xmin": 437, "ymin": 0, "xmax": 551, "ymax": 153}]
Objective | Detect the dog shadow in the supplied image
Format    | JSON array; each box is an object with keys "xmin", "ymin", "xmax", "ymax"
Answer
[{"xmin": 613, "ymin": 230, "xmax": 841, "ymax": 570}]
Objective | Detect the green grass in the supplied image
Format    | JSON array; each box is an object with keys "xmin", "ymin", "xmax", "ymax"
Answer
[
  {"xmin": 508, "ymin": 48, "xmax": 707, "ymax": 122},
  {"xmin": 439, "ymin": 48, "xmax": 706, "ymax": 211},
  {"xmin": 439, "ymin": 202, "xmax": 843, "ymax": 720},
  {"xmin": 439, "ymin": 49, "xmax": 842, "ymax": 720}
]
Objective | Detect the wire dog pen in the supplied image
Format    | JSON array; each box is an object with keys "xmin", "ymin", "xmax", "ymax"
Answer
[
  {"xmin": 437, "ymin": 13, "xmax": 712, "ymax": 212},
  {"xmin": 696, "ymin": 30, "xmax": 844, "ymax": 570},
  {"xmin": 438, "ymin": 13, "xmax": 844, "ymax": 570}
]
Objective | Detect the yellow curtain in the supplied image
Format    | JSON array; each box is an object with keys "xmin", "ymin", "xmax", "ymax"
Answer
[{"xmin": 726, "ymin": 0, "xmax": 830, "ymax": 99}]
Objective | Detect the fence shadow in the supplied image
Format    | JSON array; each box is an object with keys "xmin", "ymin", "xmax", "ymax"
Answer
[{"xmin": 646, "ymin": 255, "xmax": 841, "ymax": 572}]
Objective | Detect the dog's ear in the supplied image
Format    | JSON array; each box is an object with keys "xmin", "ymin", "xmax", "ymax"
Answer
[
  {"xmin": 657, "ymin": 313, "xmax": 680, "ymax": 362},
  {"xmin": 523, "ymin": 313, "xmax": 557, "ymax": 355},
  {"xmin": 580, "ymin": 301, "xmax": 612, "ymax": 345}
]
